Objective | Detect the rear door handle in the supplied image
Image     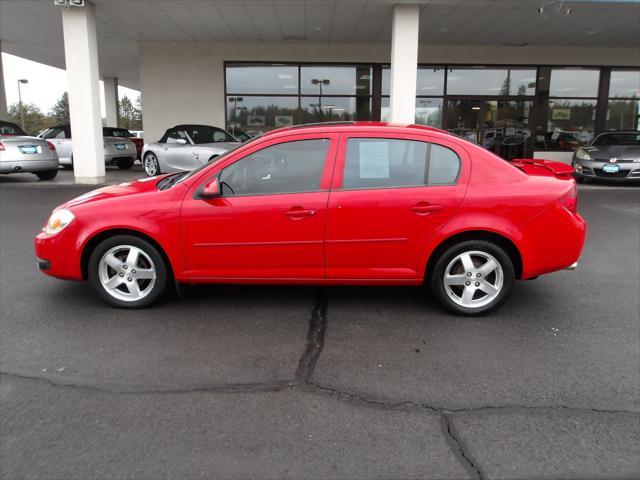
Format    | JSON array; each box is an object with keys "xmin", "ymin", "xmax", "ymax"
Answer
[
  {"xmin": 285, "ymin": 207, "xmax": 316, "ymax": 219},
  {"xmin": 410, "ymin": 202, "xmax": 443, "ymax": 215}
]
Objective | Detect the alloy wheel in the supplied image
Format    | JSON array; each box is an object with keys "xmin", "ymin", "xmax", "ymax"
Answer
[
  {"xmin": 98, "ymin": 245, "xmax": 157, "ymax": 302},
  {"xmin": 144, "ymin": 154, "xmax": 159, "ymax": 176},
  {"xmin": 443, "ymin": 250, "xmax": 504, "ymax": 309}
]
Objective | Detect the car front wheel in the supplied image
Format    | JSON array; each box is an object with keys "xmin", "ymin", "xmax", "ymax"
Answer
[
  {"xmin": 143, "ymin": 152, "xmax": 161, "ymax": 176},
  {"xmin": 429, "ymin": 240, "xmax": 515, "ymax": 316},
  {"xmin": 88, "ymin": 235, "xmax": 168, "ymax": 308}
]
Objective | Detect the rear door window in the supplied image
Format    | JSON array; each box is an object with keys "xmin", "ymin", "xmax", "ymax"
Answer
[{"xmin": 342, "ymin": 138, "xmax": 460, "ymax": 189}]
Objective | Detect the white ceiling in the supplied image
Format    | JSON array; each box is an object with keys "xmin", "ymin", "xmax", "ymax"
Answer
[{"xmin": 1, "ymin": 0, "xmax": 639, "ymax": 89}]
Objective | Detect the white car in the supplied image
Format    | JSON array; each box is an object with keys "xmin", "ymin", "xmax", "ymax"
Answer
[
  {"xmin": 0, "ymin": 121, "xmax": 59, "ymax": 180},
  {"xmin": 141, "ymin": 124, "xmax": 240, "ymax": 176},
  {"xmin": 39, "ymin": 124, "xmax": 137, "ymax": 169}
]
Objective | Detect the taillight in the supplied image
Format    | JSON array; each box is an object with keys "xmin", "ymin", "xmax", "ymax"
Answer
[
  {"xmin": 559, "ymin": 183, "xmax": 578, "ymax": 213},
  {"xmin": 47, "ymin": 141, "xmax": 56, "ymax": 151},
  {"xmin": 0, "ymin": 142, "xmax": 5, "ymax": 151}
]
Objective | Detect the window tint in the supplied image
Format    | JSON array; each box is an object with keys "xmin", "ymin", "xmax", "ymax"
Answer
[
  {"xmin": 104, "ymin": 128, "xmax": 132, "ymax": 138},
  {"xmin": 429, "ymin": 144, "xmax": 461, "ymax": 184},
  {"xmin": 343, "ymin": 138, "xmax": 459, "ymax": 189},
  {"xmin": 185, "ymin": 126, "xmax": 235, "ymax": 144},
  {"xmin": 0, "ymin": 122, "xmax": 26, "ymax": 135},
  {"xmin": 219, "ymin": 139, "xmax": 329, "ymax": 196},
  {"xmin": 43, "ymin": 127, "xmax": 68, "ymax": 139},
  {"xmin": 164, "ymin": 129, "xmax": 188, "ymax": 142}
]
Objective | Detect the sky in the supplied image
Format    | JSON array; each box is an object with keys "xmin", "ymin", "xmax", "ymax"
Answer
[{"xmin": 2, "ymin": 52, "xmax": 140, "ymax": 116}]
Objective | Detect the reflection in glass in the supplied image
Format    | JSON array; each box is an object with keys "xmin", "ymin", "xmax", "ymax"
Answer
[
  {"xmin": 301, "ymin": 97, "xmax": 358, "ymax": 123},
  {"xmin": 445, "ymin": 100, "xmax": 532, "ymax": 159},
  {"xmin": 548, "ymin": 69, "xmax": 599, "ymax": 97},
  {"xmin": 536, "ymin": 99, "xmax": 597, "ymax": 151},
  {"xmin": 226, "ymin": 65, "xmax": 299, "ymax": 94},
  {"xmin": 606, "ymin": 100, "xmax": 640, "ymax": 131},
  {"xmin": 608, "ymin": 70, "xmax": 640, "ymax": 99},
  {"xmin": 226, "ymin": 96, "xmax": 299, "ymax": 134},
  {"xmin": 381, "ymin": 67, "xmax": 445, "ymax": 96},
  {"xmin": 381, "ymin": 97, "xmax": 443, "ymax": 127},
  {"xmin": 301, "ymin": 66, "xmax": 371, "ymax": 95},
  {"xmin": 446, "ymin": 68, "xmax": 536, "ymax": 96}
]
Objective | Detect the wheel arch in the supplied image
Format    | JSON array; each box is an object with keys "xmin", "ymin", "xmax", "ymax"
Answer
[
  {"xmin": 81, "ymin": 228, "xmax": 175, "ymax": 283},
  {"xmin": 424, "ymin": 230, "xmax": 523, "ymax": 282}
]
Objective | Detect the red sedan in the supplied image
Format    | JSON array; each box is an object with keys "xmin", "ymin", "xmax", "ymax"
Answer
[{"xmin": 34, "ymin": 122, "xmax": 586, "ymax": 315}]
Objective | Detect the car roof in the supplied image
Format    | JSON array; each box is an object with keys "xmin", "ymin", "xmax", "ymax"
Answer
[{"xmin": 262, "ymin": 121, "xmax": 451, "ymax": 139}]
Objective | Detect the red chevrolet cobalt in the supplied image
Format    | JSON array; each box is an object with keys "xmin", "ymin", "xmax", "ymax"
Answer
[{"xmin": 35, "ymin": 123, "xmax": 586, "ymax": 315}]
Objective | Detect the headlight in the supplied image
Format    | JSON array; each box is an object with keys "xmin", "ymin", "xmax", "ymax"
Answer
[
  {"xmin": 576, "ymin": 149, "xmax": 592, "ymax": 161},
  {"xmin": 43, "ymin": 209, "xmax": 75, "ymax": 235}
]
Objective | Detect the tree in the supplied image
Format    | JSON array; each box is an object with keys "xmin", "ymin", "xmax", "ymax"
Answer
[
  {"xmin": 50, "ymin": 92, "xmax": 70, "ymax": 124},
  {"xmin": 119, "ymin": 95, "xmax": 142, "ymax": 130},
  {"xmin": 7, "ymin": 102, "xmax": 54, "ymax": 136}
]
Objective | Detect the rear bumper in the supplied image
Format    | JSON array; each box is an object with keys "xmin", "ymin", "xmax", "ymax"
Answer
[
  {"xmin": 0, "ymin": 159, "xmax": 59, "ymax": 174},
  {"xmin": 519, "ymin": 202, "xmax": 587, "ymax": 279}
]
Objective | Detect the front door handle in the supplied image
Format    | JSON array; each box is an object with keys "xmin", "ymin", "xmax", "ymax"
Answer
[
  {"xmin": 410, "ymin": 202, "xmax": 443, "ymax": 215},
  {"xmin": 285, "ymin": 207, "xmax": 317, "ymax": 219}
]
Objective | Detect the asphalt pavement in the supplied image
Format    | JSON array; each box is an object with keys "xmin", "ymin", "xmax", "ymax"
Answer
[{"xmin": 1, "ymin": 170, "xmax": 639, "ymax": 479}]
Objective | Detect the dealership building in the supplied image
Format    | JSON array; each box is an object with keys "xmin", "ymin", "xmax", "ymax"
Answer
[{"xmin": 0, "ymin": 0, "xmax": 639, "ymax": 183}]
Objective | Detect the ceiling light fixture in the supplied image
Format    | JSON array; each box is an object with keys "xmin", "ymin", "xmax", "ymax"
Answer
[{"xmin": 53, "ymin": 0, "xmax": 85, "ymax": 6}]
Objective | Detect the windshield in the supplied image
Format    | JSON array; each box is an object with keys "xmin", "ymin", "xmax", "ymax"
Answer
[
  {"xmin": 104, "ymin": 128, "xmax": 133, "ymax": 138},
  {"xmin": 592, "ymin": 132, "xmax": 640, "ymax": 146},
  {"xmin": 157, "ymin": 140, "xmax": 253, "ymax": 190},
  {"xmin": 0, "ymin": 122, "xmax": 26, "ymax": 136},
  {"xmin": 185, "ymin": 126, "xmax": 236, "ymax": 144}
]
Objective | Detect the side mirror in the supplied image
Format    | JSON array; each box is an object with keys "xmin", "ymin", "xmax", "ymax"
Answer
[{"xmin": 199, "ymin": 178, "xmax": 221, "ymax": 198}]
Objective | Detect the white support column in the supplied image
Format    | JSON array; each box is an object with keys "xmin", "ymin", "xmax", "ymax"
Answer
[
  {"xmin": 0, "ymin": 44, "xmax": 8, "ymax": 121},
  {"xmin": 389, "ymin": 4, "xmax": 420, "ymax": 124},
  {"xmin": 61, "ymin": 1, "xmax": 105, "ymax": 184},
  {"xmin": 103, "ymin": 76, "xmax": 119, "ymax": 127}
]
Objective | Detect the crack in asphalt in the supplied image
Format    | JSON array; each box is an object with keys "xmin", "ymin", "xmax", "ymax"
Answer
[
  {"xmin": 441, "ymin": 414, "xmax": 485, "ymax": 480},
  {"xmin": 294, "ymin": 289, "xmax": 329, "ymax": 383}
]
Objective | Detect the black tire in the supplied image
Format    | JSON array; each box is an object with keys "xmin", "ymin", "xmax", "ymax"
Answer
[
  {"xmin": 88, "ymin": 235, "xmax": 169, "ymax": 308},
  {"xmin": 36, "ymin": 169, "xmax": 58, "ymax": 180},
  {"xmin": 62, "ymin": 156, "xmax": 73, "ymax": 170},
  {"xmin": 575, "ymin": 175, "xmax": 585, "ymax": 184},
  {"xmin": 429, "ymin": 240, "xmax": 515, "ymax": 316},
  {"xmin": 117, "ymin": 158, "xmax": 134, "ymax": 169},
  {"xmin": 143, "ymin": 152, "xmax": 161, "ymax": 176}
]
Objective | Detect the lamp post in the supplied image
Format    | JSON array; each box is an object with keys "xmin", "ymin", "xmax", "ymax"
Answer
[
  {"xmin": 228, "ymin": 96, "xmax": 243, "ymax": 135},
  {"xmin": 17, "ymin": 79, "xmax": 28, "ymax": 131},
  {"xmin": 310, "ymin": 78, "xmax": 330, "ymax": 114}
]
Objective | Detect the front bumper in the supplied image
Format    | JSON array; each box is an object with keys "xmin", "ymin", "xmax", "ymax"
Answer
[
  {"xmin": 0, "ymin": 159, "xmax": 59, "ymax": 174},
  {"xmin": 34, "ymin": 226, "xmax": 84, "ymax": 281},
  {"xmin": 574, "ymin": 159, "xmax": 640, "ymax": 181}
]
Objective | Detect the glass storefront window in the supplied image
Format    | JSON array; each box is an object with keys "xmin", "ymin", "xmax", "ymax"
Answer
[
  {"xmin": 608, "ymin": 70, "xmax": 640, "ymax": 98},
  {"xmin": 301, "ymin": 66, "xmax": 371, "ymax": 96},
  {"xmin": 226, "ymin": 65, "xmax": 299, "ymax": 95},
  {"xmin": 382, "ymin": 67, "xmax": 445, "ymax": 96},
  {"xmin": 226, "ymin": 96, "xmax": 299, "ymax": 135},
  {"xmin": 606, "ymin": 100, "xmax": 640, "ymax": 130},
  {"xmin": 380, "ymin": 97, "xmax": 443, "ymax": 128},
  {"xmin": 548, "ymin": 69, "xmax": 599, "ymax": 98},
  {"xmin": 446, "ymin": 68, "xmax": 536, "ymax": 96},
  {"xmin": 300, "ymin": 96, "xmax": 359, "ymax": 123},
  {"xmin": 537, "ymin": 99, "xmax": 597, "ymax": 151}
]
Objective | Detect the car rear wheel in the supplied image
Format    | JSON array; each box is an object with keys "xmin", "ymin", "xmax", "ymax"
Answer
[
  {"xmin": 88, "ymin": 235, "xmax": 168, "ymax": 308},
  {"xmin": 35, "ymin": 169, "xmax": 58, "ymax": 180},
  {"xmin": 429, "ymin": 240, "xmax": 515, "ymax": 316},
  {"xmin": 143, "ymin": 152, "xmax": 160, "ymax": 176}
]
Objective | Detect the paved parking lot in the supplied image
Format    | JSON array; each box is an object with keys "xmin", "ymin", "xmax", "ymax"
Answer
[{"xmin": 1, "ymin": 171, "xmax": 639, "ymax": 479}]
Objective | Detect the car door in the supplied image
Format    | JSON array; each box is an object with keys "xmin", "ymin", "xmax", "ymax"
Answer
[
  {"xmin": 180, "ymin": 133, "xmax": 338, "ymax": 279},
  {"xmin": 325, "ymin": 133, "xmax": 469, "ymax": 280},
  {"xmin": 49, "ymin": 127, "xmax": 72, "ymax": 162},
  {"xmin": 161, "ymin": 129, "xmax": 195, "ymax": 171}
]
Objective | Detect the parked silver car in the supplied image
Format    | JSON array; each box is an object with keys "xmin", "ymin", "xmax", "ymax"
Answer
[
  {"xmin": 572, "ymin": 131, "xmax": 640, "ymax": 183},
  {"xmin": 39, "ymin": 124, "xmax": 137, "ymax": 170},
  {"xmin": 0, "ymin": 121, "xmax": 59, "ymax": 180},
  {"xmin": 142, "ymin": 124, "xmax": 240, "ymax": 176}
]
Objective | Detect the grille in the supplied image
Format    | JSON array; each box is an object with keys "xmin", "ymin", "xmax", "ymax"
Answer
[{"xmin": 593, "ymin": 168, "xmax": 630, "ymax": 178}]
